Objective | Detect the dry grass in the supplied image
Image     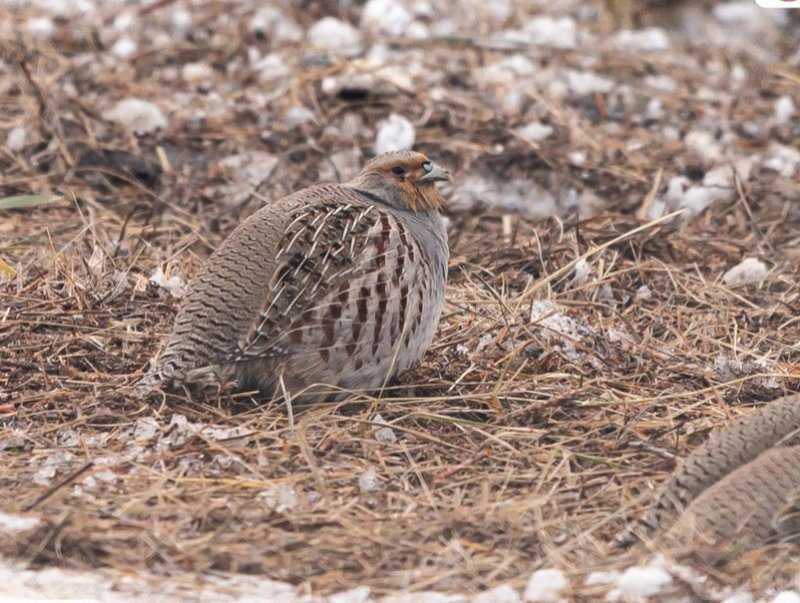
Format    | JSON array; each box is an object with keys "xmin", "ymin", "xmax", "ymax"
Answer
[{"xmin": 1, "ymin": 1, "xmax": 799, "ymax": 598}]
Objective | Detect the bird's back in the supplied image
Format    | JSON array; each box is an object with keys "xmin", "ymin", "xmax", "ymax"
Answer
[{"xmin": 137, "ymin": 181, "xmax": 447, "ymax": 398}]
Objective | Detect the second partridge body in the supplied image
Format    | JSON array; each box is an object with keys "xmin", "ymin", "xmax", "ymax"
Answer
[{"xmin": 138, "ymin": 151, "xmax": 450, "ymax": 401}]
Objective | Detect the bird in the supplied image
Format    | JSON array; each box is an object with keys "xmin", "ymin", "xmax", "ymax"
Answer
[
  {"xmin": 639, "ymin": 394, "xmax": 800, "ymax": 558},
  {"xmin": 136, "ymin": 150, "xmax": 451, "ymax": 403}
]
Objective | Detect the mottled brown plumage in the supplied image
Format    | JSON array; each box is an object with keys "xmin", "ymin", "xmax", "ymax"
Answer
[
  {"xmin": 643, "ymin": 394, "xmax": 800, "ymax": 557},
  {"xmin": 137, "ymin": 151, "xmax": 451, "ymax": 401}
]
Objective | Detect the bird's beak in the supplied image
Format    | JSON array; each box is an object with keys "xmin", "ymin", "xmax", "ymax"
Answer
[{"xmin": 419, "ymin": 163, "xmax": 452, "ymax": 184}]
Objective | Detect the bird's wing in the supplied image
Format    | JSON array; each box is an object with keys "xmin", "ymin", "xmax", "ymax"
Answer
[{"xmin": 234, "ymin": 186, "xmax": 414, "ymax": 361}]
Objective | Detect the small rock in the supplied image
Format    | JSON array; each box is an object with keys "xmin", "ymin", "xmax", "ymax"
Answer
[
  {"xmin": 251, "ymin": 52, "xmax": 291, "ymax": 83},
  {"xmin": 584, "ymin": 570, "xmax": 620, "ymax": 585},
  {"xmin": 616, "ymin": 566, "xmax": 672, "ymax": 598},
  {"xmin": 372, "ymin": 413, "xmax": 397, "ymax": 443},
  {"xmin": 111, "ymin": 37, "xmax": 137, "ymax": 58},
  {"xmin": 284, "ymin": 106, "xmax": 316, "ymax": 128},
  {"xmin": 103, "ymin": 98, "xmax": 168, "ymax": 135},
  {"xmin": 774, "ymin": 96, "xmax": 796, "ymax": 125},
  {"xmin": 133, "ymin": 417, "xmax": 160, "ymax": 441},
  {"xmin": 523, "ymin": 16, "xmax": 576, "ymax": 49},
  {"xmin": 571, "ymin": 258, "xmax": 591, "ymax": 287},
  {"xmin": 25, "ymin": 17, "xmax": 55, "ymax": 39},
  {"xmin": 0, "ymin": 430, "xmax": 26, "ymax": 451},
  {"xmin": 307, "ymin": 17, "xmax": 363, "ymax": 57},
  {"xmin": 678, "ymin": 186, "xmax": 725, "ymax": 215},
  {"xmin": 329, "ymin": 585, "xmax": 372, "ymax": 603},
  {"xmin": 6, "ymin": 126, "xmax": 26, "ymax": 152},
  {"xmin": 149, "ymin": 266, "xmax": 186, "ymax": 298},
  {"xmin": 472, "ymin": 584, "xmax": 521, "ymax": 603},
  {"xmin": 113, "ymin": 11, "xmax": 135, "ymax": 31},
  {"xmin": 763, "ymin": 143, "xmax": 800, "ymax": 178},
  {"xmin": 514, "ymin": 122, "xmax": 553, "ymax": 143},
  {"xmin": 722, "ymin": 258, "xmax": 767, "ymax": 287},
  {"xmin": 358, "ymin": 467, "xmax": 379, "ymax": 492},
  {"xmin": 0, "ymin": 511, "xmax": 40, "ymax": 534},
  {"xmin": 257, "ymin": 484, "xmax": 298, "ymax": 513},
  {"xmin": 566, "ymin": 71, "xmax": 614, "ymax": 95},
  {"xmin": 374, "ymin": 113, "xmax": 415, "ymax": 154},
  {"xmin": 635, "ymin": 285, "xmax": 652, "ymax": 301},
  {"xmin": 612, "ymin": 27, "xmax": 670, "ymax": 51},
  {"xmin": 362, "ymin": 0, "xmax": 414, "ymax": 36},
  {"xmin": 523, "ymin": 568, "xmax": 567, "ymax": 602},
  {"xmin": 249, "ymin": 7, "xmax": 302, "ymax": 43},
  {"xmin": 170, "ymin": 8, "xmax": 192, "ymax": 34},
  {"xmin": 181, "ymin": 62, "xmax": 214, "ymax": 84},
  {"xmin": 684, "ymin": 130, "xmax": 722, "ymax": 164},
  {"xmin": 702, "ymin": 158, "xmax": 756, "ymax": 189}
]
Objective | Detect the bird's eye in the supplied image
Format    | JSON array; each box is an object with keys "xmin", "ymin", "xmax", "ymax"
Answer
[
  {"xmin": 422, "ymin": 162, "xmax": 432, "ymax": 172},
  {"xmin": 391, "ymin": 165, "xmax": 406, "ymax": 176}
]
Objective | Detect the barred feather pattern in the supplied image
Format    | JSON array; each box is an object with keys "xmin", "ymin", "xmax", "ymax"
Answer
[
  {"xmin": 643, "ymin": 394, "xmax": 800, "ymax": 533},
  {"xmin": 135, "ymin": 179, "xmax": 448, "ymax": 402}
]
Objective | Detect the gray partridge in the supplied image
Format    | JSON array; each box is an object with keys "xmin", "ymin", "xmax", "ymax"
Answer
[
  {"xmin": 642, "ymin": 394, "xmax": 800, "ymax": 556},
  {"xmin": 136, "ymin": 150, "xmax": 451, "ymax": 402}
]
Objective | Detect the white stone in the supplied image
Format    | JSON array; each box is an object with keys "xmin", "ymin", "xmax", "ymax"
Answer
[
  {"xmin": 111, "ymin": 37, "xmax": 137, "ymax": 58},
  {"xmin": 523, "ymin": 568, "xmax": 567, "ymax": 602},
  {"xmin": 170, "ymin": 8, "xmax": 191, "ymax": 34},
  {"xmin": 713, "ymin": 1, "xmax": 761, "ymax": 23},
  {"xmin": 181, "ymin": 62, "xmax": 214, "ymax": 84},
  {"xmin": 257, "ymin": 484, "xmax": 298, "ymax": 513},
  {"xmin": 406, "ymin": 21, "xmax": 430, "ymax": 40},
  {"xmin": 25, "ymin": 17, "xmax": 55, "ymax": 39},
  {"xmin": 703, "ymin": 157, "xmax": 756, "ymax": 189},
  {"xmin": 514, "ymin": 122, "xmax": 553, "ymax": 143},
  {"xmin": 571, "ymin": 258, "xmax": 591, "ymax": 287},
  {"xmin": 612, "ymin": 27, "xmax": 669, "ymax": 51},
  {"xmin": 584, "ymin": 570, "xmax": 619, "ymax": 585},
  {"xmin": 372, "ymin": 413, "xmax": 397, "ymax": 443},
  {"xmin": 616, "ymin": 566, "xmax": 672, "ymax": 598},
  {"xmin": 112, "ymin": 11, "xmax": 135, "ymax": 31},
  {"xmin": 471, "ymin": 584, "xmax": 521, "ymax": 603},
  {"xmin": 0, "ymin": 511, "xmax": 40, "ymax": 534},
  {"xmin": 635, "ymin": 285, "xmax": 652, "ymax": 301},
  {"xmin": 644, "ymin": 75, "xmax": 677, "ymax": 93},
  {"xmin": 475, "ymin": 55, "xmax": 536, "ymax": 87},
  {"xmin": 358, "ymin": 467, "xmax": 379, "ymax": 492},
  {"xmin": 251, "ymin": 52, "xmax": 291, "ymax": 83},
  {"xmin": 307, "ymin": 17, "xmax": 362, "ymax": 57},
  {"xmin": 722, "ymin": 258, "xmax": 767, "ymax": 287},
  {"xmin": 523, "ymin": 16, "xmax": 576, "ymax": 49},
  {"xmin": 248, "ymin": 7, "xmax": 302, "ymax": 43},
  {"xmin": 362, "ymin": 0, "xmax": 414, "ymax": 37},
  {"xmin": 284, "ymin": 106, "xmax": 316, "ymax": 128},
  {"xmin": 149, "ymin": 266, "xmax": 186, "ymax": 298},
  {"xmin": 374, "ymin": 113, "xmax": 415, "ymax": 154},
  {"xmin": 568, "ymin": 151, "xmax": 586, "ymax": 166},
  {"xmin": 6, "ymin": 126, "xmax": 26, "ymax": 152},
  {"xmin": 722, "ymin": 592, "xmax": 754, "ymax": 603},
  {"xmin": 103, "ymin": 98, "xmax": 168, "ymax": 135},
  {"xmin": 679, "ymin": 186, "xmax": 724, "ymax": 215},
  {"xmin": 684, "ymin": 130, "xmax": 722, "ymax": 163},
  {"xmin": 763, "ymin": 143, "xmax": 800, "ymax": 177},
  {"xmin": 566, "ymin": 71, "xmax": 614, "ymax": 95},
  {"xmin": 133, "ymin": 418, "xmax": 159, "ymax": 441},
  {"xmin": 329, "ymin": 585, "xmax": 372, "ymax": 603},
  {"xmin": 383, "ymin": 593, "xmax": 464, "ymax": 603},
  {"xmin": 774, "ymin": 95, "xmax": 796, "ymax": 125}
]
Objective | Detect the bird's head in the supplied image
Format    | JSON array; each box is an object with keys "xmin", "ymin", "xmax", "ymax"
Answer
[{"xmin": 348, "ymin": 150, "xmax": 451, "ymax": 212}]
